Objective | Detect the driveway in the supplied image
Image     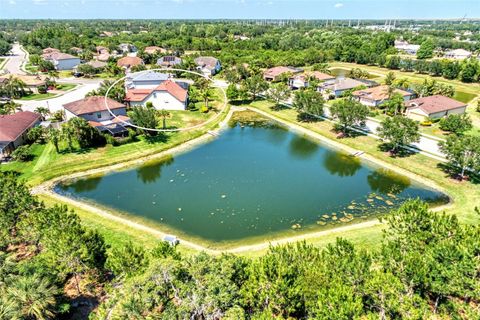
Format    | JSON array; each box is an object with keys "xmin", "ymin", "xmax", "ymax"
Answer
[
  {"xmin": 16, "ymin": 81, "xmax": 102, "ymax": 113},
  {"xmin": 1, "ymin": 43, "xmax": 27, "ymax": 75}
]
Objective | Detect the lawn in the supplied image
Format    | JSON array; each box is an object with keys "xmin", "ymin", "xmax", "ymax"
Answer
[
  {"xmin": 55, "ymin": 83, "xmax": 77, "ymax": 91},
  {"xmin": 19, "ymin": 92, "xmax": 56, "ymax": 100},
  {"xmin": 453, "ymin": 91, "xmax": 477, "ymax": 104},
  {"xmin": 248, "ymin": 99, "xmax": 479, "ymax": 221},
  {"xmin": 2, "ymin": 91, "xmax": 229, "ymax": 187}
]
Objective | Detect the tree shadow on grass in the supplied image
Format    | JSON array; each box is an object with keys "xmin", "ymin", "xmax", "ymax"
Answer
[
  {"xmin": 297, "ymin": 112, "xmax": 325, "ymax": 123},
  {"xmin": 377, "ymin": 143, "xmax": 416, "ymax": 158},
  {"xmin": 144, "ymin": 133, "xmax": 169, "ymax": 144},
  {"xmin": 437, "ymin": 162, "xmax": 480, "ymax": 185},
  {"xmin": 270, "ymin": 104, "xmax": 290, "ymax": 111}
]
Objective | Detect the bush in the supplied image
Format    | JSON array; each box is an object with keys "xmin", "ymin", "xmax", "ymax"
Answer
[
  {"xmin": 37, "ymin": 85, "xmax": 48, "ymax": 94},
  {"xmin": 11, "ymin": 145, "xmax": 33, "ymax": 161}
]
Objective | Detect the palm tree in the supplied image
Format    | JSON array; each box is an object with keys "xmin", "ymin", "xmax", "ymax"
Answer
[
  {"xmin": 61, "ymin": 122, "xmax": 75, "ymax": 151},
  {"xmin": 157, "ymin": 109, "xmax": 171, "ymax": 129},
  {"xmin": 200, "ymin": 88, "xmax": 213, "ymax": 110},
  {"xmin": 35, "ymin": 106, "xmax": 50, "ymax": 120},
  {"xmin": 47, "ymin": 128, "xmax": 61, "ymax": 153},
  {"xmin": 0, "ymin": 101, "xmax": 22, "ymax": 115},
  {"xmin": 4, "ymin": 76, "xmax": 27, "ymax": 99},
  {"xmin": 7, "ymin": 274, "xmax": 57, "ymax": 320}
]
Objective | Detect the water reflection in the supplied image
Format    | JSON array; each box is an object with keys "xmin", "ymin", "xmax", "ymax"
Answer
[
  {"xmin": 264, "ymin": 126, "xmax": 289, "ymax": 146},
  {"xmin": 367, "ymin": 168, "xmax": 411, "ymax": 194},
  {"xmin": 68, "ymin": 176, "xmax": 103, "ymax": 193},
  {"xmin": 136, "ymin": 156, "xmax": 174, "ymax": 184},
  {"xmin": 289, "ymin": 135, "xmax": 319, "ymax": 159},
  {"xmin": 323, "ymin": 152, "xmax": 362, "ymax": 177}
]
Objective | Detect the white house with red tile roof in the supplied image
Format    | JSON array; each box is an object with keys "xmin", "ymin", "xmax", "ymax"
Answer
[
  {"xmin": 263, "ymin": 66, "xmax": 302, "ymax": 82},
  {"xmin": 125, "ymin": 80, "xmax": 188, "ymax": 111},
  {"xmin": 0, "ymin": 111, "xmax": 41, "ymax": 158}
]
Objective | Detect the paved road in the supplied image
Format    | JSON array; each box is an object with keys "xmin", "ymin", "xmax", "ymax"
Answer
[
  {"xmin": 16, "ymin": 81, "xmax": 102, "ymax": 113},
  {"xmin": 1, "ymin": 43, "xmax": 27, "ymax": 75}
]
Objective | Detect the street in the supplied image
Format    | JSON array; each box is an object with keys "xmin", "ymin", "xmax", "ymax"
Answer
[{"xmin": 1, "ymin": 43, "xmax": 27, "ymax": 75}]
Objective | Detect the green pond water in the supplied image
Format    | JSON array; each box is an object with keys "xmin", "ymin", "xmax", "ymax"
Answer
[{"xmin": 56, "ymin": 123, "xmax": 447, "ymax": 244}]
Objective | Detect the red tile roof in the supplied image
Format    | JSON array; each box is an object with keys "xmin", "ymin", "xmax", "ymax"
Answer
[
  {"xmin": 117, "ymin": 56, "xmax": 144, "ymax": 68},
  {"xmin": 405, "ymin": 95, "xmax": 466, "ymax": 115},
  {"xmin": 292, "ymin": 71, "xmax": 335, "ymax": 82},
  {"xmin": 264, "ymin": 66, "xmax": 301, "ymax": 78},
  {"xmin": 125, "ymin": 80, "xmax": 188, "ymax": 103},
  {"xmin": 352, "ymin": 85, "xmax": 413, "ymax": 101},
  {"xmin": 63, "ymin": 96, "xmax": 125, "ymax": 116},
  {"xmin": 43, "ymin": 52, "xmax": 77, "ymax": 61},
  {"xmin": 0, "ymin": 111, "xmax": 41, "ymax": 142}
]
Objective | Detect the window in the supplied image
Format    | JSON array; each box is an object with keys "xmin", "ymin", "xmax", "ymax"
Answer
[{"xmin": 97, "ymin": 113, "xmax": 102, "ymax": 119}]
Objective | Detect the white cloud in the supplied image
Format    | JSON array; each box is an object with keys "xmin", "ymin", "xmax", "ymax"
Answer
[
  {"xmin": 334, "ymin": 3, "xmax": 344, "ymax": 8},
  {"xmin": 32, "ymin": 0, "xmax": 48, "ymax": 4},
  {"xmin": 9, "ymin": 0, "xmax": 16, "ymax": 4}
]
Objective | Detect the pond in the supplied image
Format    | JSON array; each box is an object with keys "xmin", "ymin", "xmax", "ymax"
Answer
[
  {"xmin": 329, "ymin": 67, "xmax": 377, "ymax": 79},
  {"xmin": 56, "ymin": 120, "xmax": 447, "ymax": 245}
]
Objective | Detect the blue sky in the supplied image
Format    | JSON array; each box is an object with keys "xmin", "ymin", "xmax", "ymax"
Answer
[{"xmin": 1, "ymin": 0, "xmax": 479, "ymax": 19}]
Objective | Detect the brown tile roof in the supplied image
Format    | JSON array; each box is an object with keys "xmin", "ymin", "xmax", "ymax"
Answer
[
  {"xmin": 144, "ymin": 46, "xmax": 167, "ymax": 54},
  {"xmin": 43, "ymin": 52, "xmax": 77, "ymax": 61},
  {"xmin": 86, "ymin": 60, "xmax": 107, "ymax": 69},
  {"xmin": 264, "ymin": 66, "xmax": 301, "ymax": 78},
  {"xmin": 117, "ymin": 56, "xmax": 144, "ymax": 68},
  {"xmin": 292, "ymin": 71, "xmax": 335, "ymax": 82},
  {"xmin": 352, "ymin": 85, "xmax": 413, "ymax": 101},
  {"xmin": 405, "ymin": 95, "xmax": 466, "ymax": 115},
  {"xmin": 42, "ymin": 47, "xmax": 60, "ymax": 54},
  {"xmin": 125, "ymin": 80, "xmax": 187, "ymax": 103},
  {"xmin": 63, "ymin": 96, "xmax": 125, "ymax": 116},
  {"xmin": 0, "ymin": 111, "xmax": 41, "ymax": 142},
  {"xmin": 0, "ymin": 75, "xmax": 46, "ymax": 87}
]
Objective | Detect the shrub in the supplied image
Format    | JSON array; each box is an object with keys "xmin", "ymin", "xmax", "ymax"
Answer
[
  {"xmin": 11, "ymin": 145, "xmax": 33, "ymax": 161},
  {"xmin": 37, "ymin": 85, "xmax": 48, "ymax": 94}
]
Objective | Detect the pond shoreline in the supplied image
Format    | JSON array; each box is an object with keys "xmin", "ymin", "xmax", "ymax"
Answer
[{"xmin": 35, "ymin": 107, "xmax": 452, "ymax": 253}]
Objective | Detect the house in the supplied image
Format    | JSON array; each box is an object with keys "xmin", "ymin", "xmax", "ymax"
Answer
[
  {"xmin": 194, "ymin": 56, "xmax": 221, "ymax": 76},
  {"xmin": 86, "ymin": 60, "xmax": 107, "ymax": 70},
  {"xmin": 125, "ymin": 70, "xmax": 171, "ymax": 89},
  {"xmin": 157, "ymin": 56, "xmax": 182, "ymax": 67},
  {"xmin": 352, "ymin": 85, "xmax": 414, "ymax": 107},
  {"xmin": 118, "ymin": 43, "xmax": 136, "ymax": 53},
  {"xmin": 117, "ymin": 56, "xmax": 144, "ymax": 70},
  {"xmin": 63, "ymin": 96, "xmax": 130, "ymax": 135},
  {"xmin": 144, "ymin": 46, "xmax": 167, "ymax": 55},
  {"xmin": 0, "ymin": 75, "xmax": 46, "ymax": 92},
  {"xmin": 404, "ymin": 95, "xmax": 467, "ymax": 121},
  {"xmin": 263, "ymin": 66, "xmax": 302, "ymax": 82},
  {"xmin": 69, "ymin": 47, "xmax": 83, "ymax": 54},
  {"xmin": 444, "ymin": 49, "xmax": 472, "ymax": 60},
  {"xmin": 96, "ymin": 46, "xmax": 109, "ymax": 54},
  {"xmin": 289, "ymin": 71, "xmax": 335, "ymax": 89},
  {"xmin": 318, "ymin": 78, "xmax": 374, "ymax": 98},
  {"xmin": 0, "ymin": 111, "xmax": 41, "ymax": 158},
  {"xmin": 42, "ymin": 47, "xmax": 60, "ymax": 55},
  {"xmin": 394, "ymin": 40, "xmax": 420, "ymax": 55},
  {"xmin": 125, "ymin": 80, "xmax": 188, "ymax": 111},
  {"xmin": 43, "ymin": 52, "xmax": 81, "ymax": 70}
]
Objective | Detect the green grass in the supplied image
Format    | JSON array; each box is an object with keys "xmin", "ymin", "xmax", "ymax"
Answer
[
  {"xmin": 19, "ymin": 92, "xmax": 56, "ymax": 101},
  {"xmin": 453, "ymin": 91, "xmax": 477, "ymax": 104},
  {"xmin": 55, "ymin": 83, "xmax": 77, "ymax": 91},
  {"xmin": 247, "ymin": 100, "xmax": 480, "ymax": 229}
]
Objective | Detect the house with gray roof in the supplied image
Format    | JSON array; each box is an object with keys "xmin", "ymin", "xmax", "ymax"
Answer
[
  {"xmin": 125, "ymin": 70, "xmax": 171, "ymax": 89},
  {"xmin": 194, "ymin": 56, "xmax": 221, "ymax": 76},
  {"xmin": 318, "ymin": 78, "xmax": 375, "ymax": 98}
]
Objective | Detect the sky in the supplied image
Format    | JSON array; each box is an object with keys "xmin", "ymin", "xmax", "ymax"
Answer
[{"xmin": 1, "ymin": 0, "xmax": 479, "ymax": 20}]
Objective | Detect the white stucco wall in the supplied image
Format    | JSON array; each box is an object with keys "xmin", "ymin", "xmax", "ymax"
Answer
[
  {"xmin": 54, "ymin": 58, "xmax": 81, "ymax": 70},
  {"xmin": 130, "ymin": 91, "xmax": 186, "ymax": 111},
  {"xmin": 65, "ymin": 108, "xmax": 127, "ymax": 122}
]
